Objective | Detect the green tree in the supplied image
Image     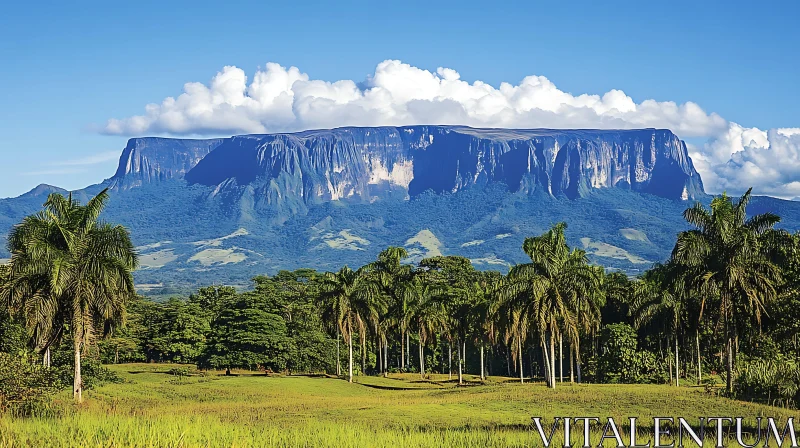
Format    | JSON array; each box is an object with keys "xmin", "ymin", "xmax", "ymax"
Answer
[
  {"xmin": 598, "ymin": 323, "xmax": 660, "ymax": 384},
  {"xmin": 672, "ymin": 189, "xmax": 783, "ymax": 393},
  {"xmin": 366, "ymin": 247, "xmax": 413, "ymax": 371},
  {"xmin": 499, "ymin": 223, "xmax": 599, "ymax": 388},
  {"xmin": 470, "ymin": 270, "xmax": 501, "ymax": 381},
  {"xmin": 149, "ymin": 298, "xmax": 210, "ymax": 364},
  {"xmin": 199, "ymin": 293, "xmax": 293, "ymax": 372},
  {"xmin": 631, "ymin": 263, "xmax": 686, "ymax": 386},
  {"xmin": 257, "ymin": 270, "xmax": 335, "ymax": 374},
  {"xmin": 318, "ymin": 266, "xmax": 380, "ymax": 382},
  {"xmin": 407, "ymin": 277, "xmax": 446, "ymax": 378},
  {"xmin": 2, "ymin": 190, "xmax": 137, "ymax": 403},
  {"xmin": 418, "ymin": 256, "xmax": 477, "ymax": 385}
]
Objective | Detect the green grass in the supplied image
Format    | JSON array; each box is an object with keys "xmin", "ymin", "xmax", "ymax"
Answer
[{"xmin": 1, "ymin": 364, "xmax": 798, "ymax": 447}]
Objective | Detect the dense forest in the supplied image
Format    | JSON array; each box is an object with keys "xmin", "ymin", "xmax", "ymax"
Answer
[{"xmin": 3, "ymin": 187, "xmax": 800, "ymax": 415}]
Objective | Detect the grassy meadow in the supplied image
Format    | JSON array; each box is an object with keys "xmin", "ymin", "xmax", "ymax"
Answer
[{"xmin": 1, "ymin": 364, "xmax": 797, "ymax": 447}]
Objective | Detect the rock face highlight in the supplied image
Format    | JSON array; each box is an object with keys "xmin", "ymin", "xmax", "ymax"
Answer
[
  {"xmin": 111, "ymin": 137, "xmax": 224, "ymax": 189},
  {"xmin": 179, "ymin": 126, "xmax": 703, "ymax": 212}
]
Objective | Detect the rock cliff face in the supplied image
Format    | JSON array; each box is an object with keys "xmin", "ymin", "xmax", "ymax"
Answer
[
  {"xmin": 105, "ymin": 126, "xmax": 704, "ymax": 222},
  {"xmin": 177, "ymin": 126, "xmax": 703, "ymax": 206},
  {"xmin": 111, "ymin": 137, "xmax": 224, "ymax": 189},
  {"xmin": 11, "ymin": 126, "xmax": 800, "ymax": 292}
]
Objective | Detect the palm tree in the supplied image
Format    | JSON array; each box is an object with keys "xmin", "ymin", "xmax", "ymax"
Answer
[
  {"xmin": 493, "ymin": 289, "xmax": 534, "ymax": 384},
  {"xmin": 566, "ymin": 265, "xmax": 603, "ymax": 383},
  {"xmin": 2, "ymin": 190, "xmax": 137, "ymax": 403},
  {"xmin": 470, "ymin": 271, "xmax": 501, "ymax": 382},
  {"xmin": 366, "ymin": 247, "xmax": 413, "ymax": 371},
  {"xmin": 499, "ymin": 223, "xmax": 598, "ymax": 389},
  {"xmin": 672, "ymin": 189, "xmax": 782, "ymax": 393},
  {"xmin": 319, "ymin": 266, "xmax": 380, "ymax": 383},
  {"xmin": 418, "ymin": 256, "xmax": 476, "ymax": 385},
  {"xmin": 631, "ymin": 263, "xmax": 686, "ymax": 386},
  {"xmin": 408, "ymin": 278, "xmax": 446, "ymax": 378}
]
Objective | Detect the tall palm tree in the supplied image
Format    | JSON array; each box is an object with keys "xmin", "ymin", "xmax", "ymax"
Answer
[
  {"xmin": 470, "ymin": 271, "xmax": 501, "ymax": 382},
  {"xmin": 366, "ymin": 247, "xmax": 413, "ymax": 371},
  {"xmin": 492, "ymin": 289, "xmax": 534, "ymax": 384},
  {"xmin": 418, "ymin": 256, "xmax": 476, "ymax": 385},
  {"xmin": 672, "ymin": 189, "xmax": 782, "ymax": 393},
  {"xmin": 565, "ymin": 265, "xmax": 603, "ymax": 384},
  {"xmin": 2, "ymin": 189, "xmax": 137, "ymax": 403},
  {"xmin": 319, "ymin": 266, "xmax": 379, "ymax": 383},
  {"xmin": 408, "ymin": 278, "xmax": 446, "ymax": 378},
  {"xmin": 499, "ymin": 223, "xmax": 597, "ymax": 389},
  {"xmin": 631, "ymin": 262, "xmax": 686, "ymax": 386}
]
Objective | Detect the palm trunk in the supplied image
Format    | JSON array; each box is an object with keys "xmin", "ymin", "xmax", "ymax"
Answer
[
  {"xmin": 361, "ymin": 334, "xmax": 366, "ymax": 376},
  {"xmin": 696, "ymin": 332, "xmax": 702, "ymax": 385},
  {"xmin": 518, "ymin": 338, "xmax": 524, "ymax": 384},
  {"xmin": 569, "ymin": 342, "xmax": 574, "ymax": 383},
  {"xmin": 383, "ymin": 340, "xmax": 388, "ymax": 377},
  {"xmin": 675, "ymin": 335, "xmax": 680, "ymax": 387},
  {"xmin": 668, "ymin": 352, "xmax": 673, "ymax": 385},
  {"xmin": 457, "ymin": 339, "xmax": 463, "ymax": 385},
  {"xmin": 377, "ymin": 336, "xmax": 382, "ymax": 374},
  {"xmin": 559, "ymin": 333, "xmax": 563, "ymax": 383},
  {"xmin": 506, "ymin": 345, "xmax": 511, "ymax": 377},
  {"xmin": 348, "ymin": 330, "xmax": 354, "ymax": 383},
  {"xmin": 43, "ymin": 346, "xmax": 51, "ymax": 368},
  {"xmin": 407, "ymin": 332, "xmax": 411, "ymax": 370},
  {"xmin": 419, "ymin": 330, "xmax": 425, "ymax": 377},
  {"xmin": 726, "ymin": 336, "xmax": 734, "ymax": 394},
  {"xmin": 73, "ymin": 332, "xmax": 82, "ymax": 403},
  {"xmin": 541, "ymin": 337, "xmax": 551, "ymax": 386},
  {"xmin": 480, "ymin": 342, "xmax": 485, "ymax": 381},
  {"xmin": 724, "ymin": 297, "xmax": 734, "ymax": 394},
  {"xmin": 336, "ymin": 328, "xmax": 341, "ymax": 376},
  {"xmin": 449, "ymin": 343, "xmax": 453, "ymax": 380},
  {"xmin": 576, "ymin": 337, "xmax": 583, "ymax": 383},
  {"xmin": 400, "ymin": 329, "xmax": 405, "ymax": 371},
  {"xmin": 549, "ymin": 332, "xmax": 556, "ymax": 389},
  {"xmin": 463, "ymin": 341, "xmax": 467, "ymax": 377}
]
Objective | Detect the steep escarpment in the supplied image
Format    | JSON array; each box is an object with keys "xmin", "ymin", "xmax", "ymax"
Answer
[
  {"xmin": 111, "ymin": 137, "xmax": 224, "ymax": 189},
  {"xmin": 10, "ymin": 125, "xmax": 800, "ymax": 292},
  {"xmin": 183, "ymin": 126, "xmax": 704, "ymax": 211}
]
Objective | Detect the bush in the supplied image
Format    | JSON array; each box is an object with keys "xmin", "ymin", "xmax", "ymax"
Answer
[
  {"xmin": 735, "ymin": 357, "xmax": 800, "ymax": 408},
  {"xmin": 598, "ymin": 323, "xmax": 664, "ymax": 384},
  {"xmin": 50, "ymin": 349, "xmax": 123, "ymax": 390},
  {"xmin": 0, "ymin": 353, "xmax": 61, "ymax": 417}
]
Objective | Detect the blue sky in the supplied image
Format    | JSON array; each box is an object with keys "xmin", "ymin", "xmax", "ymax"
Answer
[{"xmin": 1, "ymin": 0, "xmax": 799, "ymax": 198}]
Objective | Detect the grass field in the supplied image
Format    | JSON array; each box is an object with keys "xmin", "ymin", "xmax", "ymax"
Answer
[{"xmin": 1, "ymin": 364, "xmax": 798, "ymax": 447}]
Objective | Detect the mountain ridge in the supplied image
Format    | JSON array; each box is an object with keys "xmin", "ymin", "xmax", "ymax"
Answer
[{"xmin": 4, "ymin": 125, "xmax": 798, "ymax": 295}]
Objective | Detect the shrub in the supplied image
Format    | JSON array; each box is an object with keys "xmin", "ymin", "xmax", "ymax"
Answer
[
  {"xmin": 735, "ymin": 357, "xmax": 800, "ymax": 408},
  {"xmin": 50, "ymin": 349, "xmax": 123, "ymax": 390},
  {"xmin": 0, "ymin": 353, "xmax": 60, "ymax": 417},
  {"xmin": 598, "ymin": 323, "xmax": 664, "ymax": 384}
]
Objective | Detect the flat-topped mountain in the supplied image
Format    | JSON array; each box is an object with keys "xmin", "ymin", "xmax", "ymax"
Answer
[
  {"xmin": 3, "ymin": 126, "xmax": 795, "ymax": 294},
  {"xmin": 115, "ymin": 126, "xmax": 704, "ymax": 202}
]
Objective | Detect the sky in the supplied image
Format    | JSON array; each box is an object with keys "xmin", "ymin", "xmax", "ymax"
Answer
[{"xmin": 1, "ymin": 0, "xmax": 799, "ymax": 199}]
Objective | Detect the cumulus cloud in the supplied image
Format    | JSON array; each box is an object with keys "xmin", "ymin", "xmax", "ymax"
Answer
[
  {"xmin": 103, "ymin": 60, "xmax": 728, "ymax": 137},
  {"xmin": 102, "ymin": 59, "xmax": 798, "ymax": 198},
  {"xmin": 692, "ymin": 127, "xmax": 800, "ymax": 199}
]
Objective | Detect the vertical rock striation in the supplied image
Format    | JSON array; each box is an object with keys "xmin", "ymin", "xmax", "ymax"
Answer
[{"xmin": 111, "ymin": 137, "xmax": 224, "ymax": 189}]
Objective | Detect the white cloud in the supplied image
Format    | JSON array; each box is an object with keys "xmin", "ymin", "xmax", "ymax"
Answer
[
  {"xmin": 700, "ymin": 127, "xmax": 800, "ymax": 199},
  {"xmin": 101, "ymin": 59, "xmax": 799, "ymax": 198},
  {"xmin": 102, "ymin": 60, "xmax": 728, "ymax": 137}
]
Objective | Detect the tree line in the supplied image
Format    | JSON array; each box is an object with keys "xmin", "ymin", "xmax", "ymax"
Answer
[{"xmin": 3, "ymin": 188, "xmax": 800, "ymax": 411}]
